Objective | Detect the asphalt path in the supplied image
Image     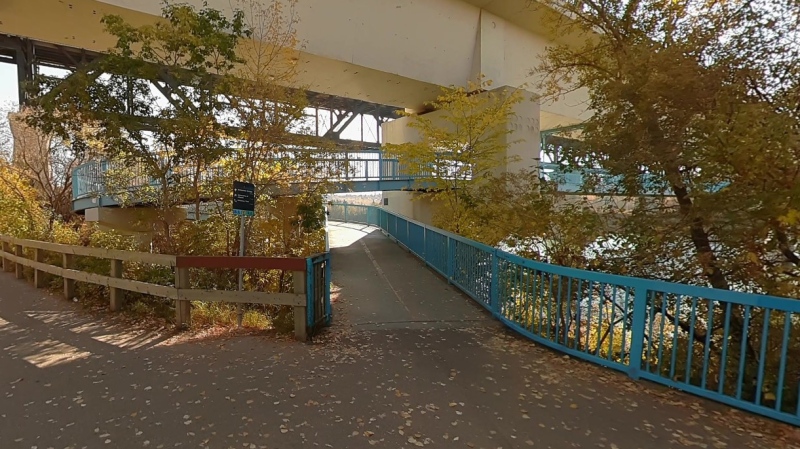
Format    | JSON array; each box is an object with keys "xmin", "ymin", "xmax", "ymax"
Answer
[{"xmin": 0, "ymin": 222, "xmax": 795, "ymax": 449}]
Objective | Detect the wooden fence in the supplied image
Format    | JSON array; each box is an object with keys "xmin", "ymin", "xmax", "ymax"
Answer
[{"xmin": 0, "ymin": 235, "xmax": 329, "ymax": 340}]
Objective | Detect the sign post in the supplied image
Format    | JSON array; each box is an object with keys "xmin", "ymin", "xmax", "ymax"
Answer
[{"xmin": 233, "ymin": 181, "xmax": 256, "ymax": 328}]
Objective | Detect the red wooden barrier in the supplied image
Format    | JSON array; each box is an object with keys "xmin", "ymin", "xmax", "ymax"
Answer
[{"xmin": 175, "ymin": 256, "xmax": 307, "ymax": 272}]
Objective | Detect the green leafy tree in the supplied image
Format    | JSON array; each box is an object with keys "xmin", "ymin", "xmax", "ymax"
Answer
[
  {"xmin": 384, "ymin": 77, "xmax": 523, "ymax": 235},
  {"xmin": 472, "ymin": 171, "xmax": 606, "ymax": 267},
  {"xmin": 190, "ymin": 0, "xmax": 330, "ymax": 258},
  {"xmin": 532, "ymin": 0, "xmax": 800, "ymax": 406},
  {"xmin": 24, "ymin": 0, "xmax": 326, "ymax": 253},
  {"xmin": 25, "ymin": 1, "xmax": 250, "ymax": 246},
  {"xmin": 533, "ymin": 0, "xmax": 800, "ymax": 293},
  {"xmin": 0, "ymin": 105, "xmax": 88, "ymax": 227},
  {"xmin": 0, "ymin": 161, "xmax": 47, "ymax": 239}
]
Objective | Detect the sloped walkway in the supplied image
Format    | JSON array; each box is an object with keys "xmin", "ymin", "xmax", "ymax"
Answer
[{"xmin": 0, "ymin": 223, "xmax": 796, "ymax": 449}]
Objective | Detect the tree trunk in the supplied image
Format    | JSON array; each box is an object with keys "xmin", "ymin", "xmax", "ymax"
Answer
[
  {"xmin": 671, "ymin": 183, "xmax": 729, "ymax": 290},
  {"xmin": 194, "ymin": 161, "xmax": 203, "ymax": 224},
  {"xmin": 161, "ymin": 175, "xmax": 172, "ymax": 250},
  {"xmin": 773, "ymin": 224, "xmax": 800, "ymax": 266},
  {"xmin": 669, "ymin": 179, "xmax": 758, "ymax": 372}
]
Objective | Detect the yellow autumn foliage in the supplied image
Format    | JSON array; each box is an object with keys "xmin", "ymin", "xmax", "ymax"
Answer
[{"xmin": 0, "ymin": 162, "xmax": 47, "ymax": 239}]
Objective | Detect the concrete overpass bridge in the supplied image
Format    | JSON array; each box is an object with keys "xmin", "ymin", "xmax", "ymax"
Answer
[
  {"xmin": 2, "ymin": 0, "xmax": 592, "ymax": 225},
  {"xmin": 0, "ymin": 1, "xmax": 588, "ymax": 158},
  {"xmin": 70, "ymin": 148, "xmax": 432, "ymax": 213},
  {"xmin": 0, "ymin": 0, "xmax": 588, "ymax": 122},
  {"xmin": 70, "ymin": 152, "xmax": 645, "ymax": 214}
]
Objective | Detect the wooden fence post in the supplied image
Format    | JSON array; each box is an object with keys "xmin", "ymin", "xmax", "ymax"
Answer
[
  {"xmin": 109, "ymin": 259, "xmax": 123, "ymax": 311},
  {"xmin": 63, "ymin": 253, "xmax": 75, "ymax": 300},
  {"xmin": 293, "ymin": 270, "xmax": 307, "ymax": 341},
  {"xmin": 2, "ymin": 241, "xmax": 10, "ymax": 272},
  {"xmin": 15, "ymin": 244, "xmax": 23, "ymax": 279},
  {"xmin": 175, "ymin": 267, "xmax": 191, "ymax": 328},
  {"xmin": 34, "ymin": 248, "xmax": 47, "ymax": 288}
]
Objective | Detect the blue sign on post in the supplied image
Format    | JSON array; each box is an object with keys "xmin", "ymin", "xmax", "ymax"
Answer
[
  {"xmin": 233, "ymin": 181, "xmax": 255, "ymax": 217},
  {"xmin": 232, "ymin": 180, "xmax": 255, "ymax": 328},
  {"xmin": 233, "ymin": 209, "xmax": 255, "ymax": 217}
]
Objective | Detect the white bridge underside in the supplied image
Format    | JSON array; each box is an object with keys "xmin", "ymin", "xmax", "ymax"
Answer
[{"xmin": 1, "ymin": 0, "xmax": 588, "ymax": 130}]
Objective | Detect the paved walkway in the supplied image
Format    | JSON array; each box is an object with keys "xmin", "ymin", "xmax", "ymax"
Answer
[{"xmin": 0, "ymin": 223, "xmax": 797, "ymax": 449}]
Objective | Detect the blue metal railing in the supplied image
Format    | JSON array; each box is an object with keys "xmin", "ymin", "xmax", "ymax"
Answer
[
  {"xmin": 539, "ymin": 163, "xmax": 729, "ymax": 195},
  {"xmin": 72, "ymin": 153, "xmax": 425, "ymax": 201},
  {"xmin": 539, "ymin": 162, "xmax": 668, "ymax": 194},
  {"xmin": 330, "ymin": 203, "xmax": 800, "ymax": 426},
  {"xmin": 73, "ymin": 157, "xmax": 730, "ymax": 209},
  {"xmin": 307, "ymin": 252, "xmax": 332, "ymax": 331},
  {"xmin": 73, "ymin": 159, "xmax": 160, "ymax": 200}
]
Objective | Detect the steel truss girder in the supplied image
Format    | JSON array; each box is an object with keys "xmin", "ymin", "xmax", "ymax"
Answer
[
  {"xmin": 0, "ymin": 35, "xmax": 401, "ymax": 128},
  {"xmin": 323, "ymin": 103, "xmax": 372, "ymax": 139},
  {"xmin": 0, "ymin": 36, "xmax": 35, "ymax": 105}
]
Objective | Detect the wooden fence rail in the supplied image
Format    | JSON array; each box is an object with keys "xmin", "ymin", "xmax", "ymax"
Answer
[{"xmin": 0, "ymin": 235, "xmax": 322, "ymax": 340}]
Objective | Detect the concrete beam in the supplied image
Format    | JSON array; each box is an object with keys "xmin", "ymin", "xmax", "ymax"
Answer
[
  {"xmin": 383, "ymin": 85, "xmax": 541, "ymax": 176},
  {"xmin": 84, "ymin": 206, "xmax": 187, "ymax": 237},
  {"xmin": 0, "ymin": 0, "xmax": 589, "ymax": 120},
  {"xmin": 0, "ymin": 0, "xmax": 440, "ymax": 109}
]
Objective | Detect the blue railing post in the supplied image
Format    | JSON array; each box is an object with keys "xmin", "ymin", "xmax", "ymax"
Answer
[
  {"xmin": 305, "ymin": 257, "xmax": 314, "ymax": 328},
  {"xmin": 446, "ymin": 236, "xmax": 455, "ymax": 284},
  {"xmin": 325, "ymin": 253, "xmax": 332, "ymax": 325},
  {"xmin": 627, "ymin": 285, "xmax": 649, "ymax": 380},
  {"xmin": 422, "ymin": 224, "xmax": 427, "ymax": 260},
  {"xmin": 324, "ymin": 205, "xmax": 330, "ymax": 251},
  {"xmin": 344, "ymin": 203, "xmax": 349, "ymax": 222},
  {"xmin": 99, "ymin": 160, "xmax": 108, "ymax": 195},
  {"xmin": 72, "ymin": 173, "xmax": 80, "ymax": 200},
  {"xmin": 490, "ymin": 250, "xmax": 500, "ymax": 318}
]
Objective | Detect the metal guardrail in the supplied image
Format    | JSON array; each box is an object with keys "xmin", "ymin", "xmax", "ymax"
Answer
[
  {"xmin": 308, "ymin": 253, "xmax": 332, "ymax": 332},
  {"xmin": 539, "ymin": 162, "xmax": 666, "ymax": 194},
  {"xmin": 72, "ymin": 157, "xmax": 728, "ymax": 213},
  {"xmin": 72, "ymin": 153, "xmax": 429, "ymax": 201},
  {"xmin": 538, "ymin": 163, "xmax": 729, "ymax": 195},
  {"xmin": 330, "ymin": 203, "xmax": 800, "ymax": 426}
]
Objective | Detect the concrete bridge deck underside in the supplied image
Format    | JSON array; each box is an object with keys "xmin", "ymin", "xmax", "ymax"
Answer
[{"xmin": 0, "ymin": 0, "xmax": 588, "ymax": 129}]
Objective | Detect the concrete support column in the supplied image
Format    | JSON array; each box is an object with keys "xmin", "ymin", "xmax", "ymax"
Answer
[
  {"xmin": 469, "ymin": 10, "xmax": 542, "ymax": 176},
  {"xmin": 471, "ymin": 10, "xmax": 505, "ymax": 85},
  {"xmin": 380, "ymin": 85, "xmax": 541, "ymax": 226},
  {"xmin": 499, "ymin": 86, "xmax": 541, "ymax": 175}
]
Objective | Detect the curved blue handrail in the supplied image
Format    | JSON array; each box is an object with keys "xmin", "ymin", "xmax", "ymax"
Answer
[{"xmin": 329, "ymin": 203, "xmax": 800, "ymax": 427}]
